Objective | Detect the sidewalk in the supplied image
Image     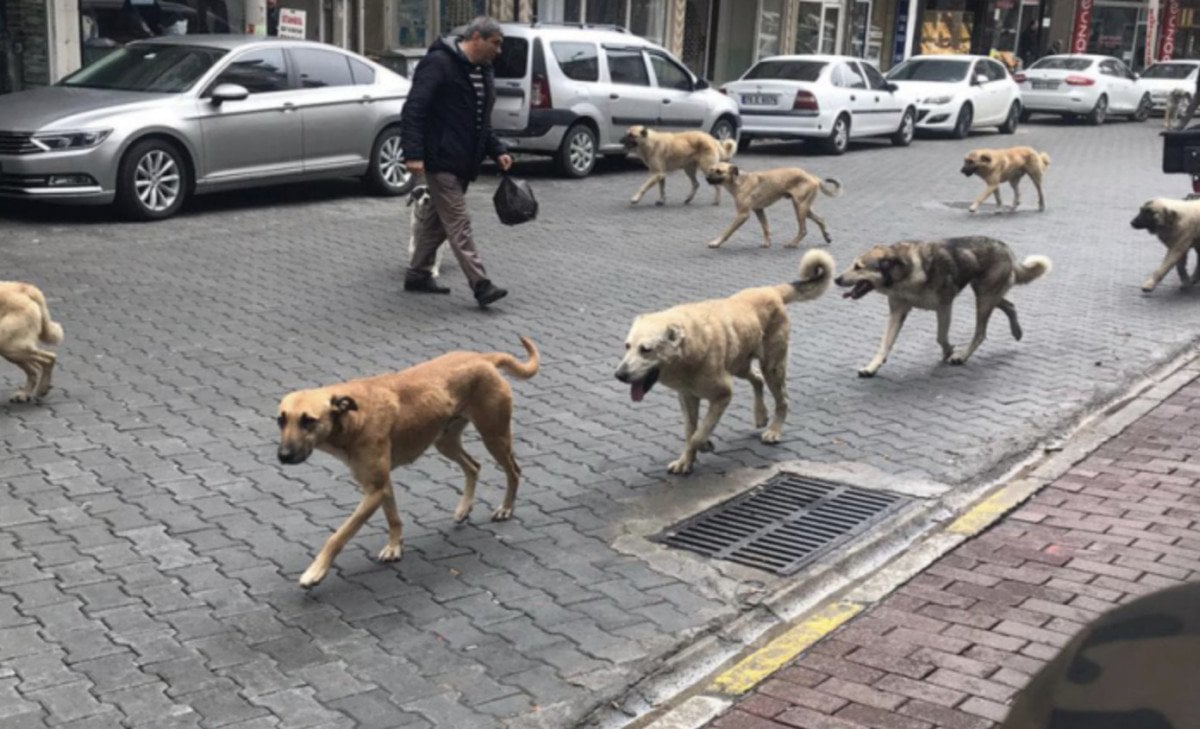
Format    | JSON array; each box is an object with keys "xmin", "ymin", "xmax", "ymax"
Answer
[{"xmin": 705, "ymin": 373, "xmax": 1200, "ymax": 729}]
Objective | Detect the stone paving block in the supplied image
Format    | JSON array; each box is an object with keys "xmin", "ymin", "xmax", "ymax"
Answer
[{"xmin": 327, "ymin": 690, "xmax": 431, "ymax": 729}]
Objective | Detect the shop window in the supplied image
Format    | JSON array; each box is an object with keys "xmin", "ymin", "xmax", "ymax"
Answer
[
  {"xmin": 588, "ymin": 0, "xmax": 627, "ymax": 26},
  {"xmin": 607, "ymin": 48, "xmax": 650, "ymax": 85},
  {"xmin": 207, "ymin": 49, "xmax": 289, "ymax": 94},
  {"xmin": 630, "ymin": 0, "xmax": 666, "ymax": 45},
  {"xmin": 758, "ymin": 0, "xmax": 784, "ymax": 58},
  {"xmin": 552, "ymin": 42, "xmax": 599, "ymax": 81},
  {"xmin": 795, "ymin": 2, "xmax": 823, "ymax": 54},
  {"xmin": 79, "ymin": 0, "xmax": 237, "ymax": 68},
  {"xmin": 680, "ymin": 0, "xmax": 712, "ymax": 76},
  {"xmin": 441, "ymin": 0, "xmax": 485, "ymax": 34},
  {"xmin": 293, "ymin": 48, "xmax": 354, "ymax": 88},
  {"xmin": 395, "ymin": 0, "xmax": 429, "ymax": 47},
  {"xmin": 920, "ymin": 9, "xmax": 973, "ymax": 55}
]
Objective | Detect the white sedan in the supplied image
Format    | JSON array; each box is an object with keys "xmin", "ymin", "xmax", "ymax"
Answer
[
  {"xmin": 723, "ymin": 54, "xmax": 918, "ymax": 155},
  {"xmin": 886, "ymin": 54, "xmax": 1022, "ymax": 138},
  {"xmin": 1016, "ymin": 54, "xmax": 1151, "ymax": 124},
  {"xmin": 1139, "ymin": 60, "xmax": 1200, "ymax": 112}
]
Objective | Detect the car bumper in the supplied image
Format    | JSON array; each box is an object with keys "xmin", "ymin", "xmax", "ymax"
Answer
[
  {"xmin": 1021, "ymin": 89, "xmax": 1100, "ymax": 113},
  {"xmin": 915, "ymin": 106, "xmax": 957, "ymax": 130},
  {"xmin": 0, "ymin": 147, "xmax": 116, "ymax": 203},
  {"xmin": 494, "ymin": 108, "xmax": 574, "ymax": 154},
  {"xmin": 740, "ymin": 110, "xmax": 831, "ymax": 139}
]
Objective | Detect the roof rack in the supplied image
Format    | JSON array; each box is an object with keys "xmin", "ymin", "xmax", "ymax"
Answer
[{"xmin": 525, "ymin": 18, "xmax": 629, "ymax": 33}]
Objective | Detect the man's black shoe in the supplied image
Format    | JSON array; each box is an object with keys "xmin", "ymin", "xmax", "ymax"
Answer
[
  {"xmin": 404, "ymin": 274, "xmax": 450, "ymax": 294},
  {"xmin": 473, "ymin": 279, "xmax": 508, "ymax": 308}
]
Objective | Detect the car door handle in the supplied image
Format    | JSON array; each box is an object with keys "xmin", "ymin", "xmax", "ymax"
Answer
[
  {"xmin": 281, "ymin": 102, "xmax": 296, "ymax": 113},
  {"xmin": 662, "ymin": 99, "xmax": 671, "ymax": 104},
  {"xmin": 610, "ymin": 93, "xmax": 620, "ymax": 99},
  {"xmin": 850, "ymin": 95, "xmax": 856, "ymax": 101},
  {"xmin": 359, "ymin": 95, "xmax": 373, "ymax": 104}
]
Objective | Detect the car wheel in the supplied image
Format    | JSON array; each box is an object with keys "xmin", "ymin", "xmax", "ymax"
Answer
[
  {"xmin": 951, "ymin": 103, "xmax": 973, "ymax": 139},
  {"xmin": 822, "ymin": 115, "xmax": 850, "ymax": 155},
  {"xmin": 891, "ymin": 108, "xmax": 915, "ymax": 146},
  {"xmin": 737, "ymin": 135, "xmax": 753, "ymax": 152},
  {"xmin": 1019, "ymin": 108, "xmax": 1032, "ymax": 123},
  {"xmin": 1087, "ymin": 95, "xmax": 1108, "ymax": 125},
  {"xmin": 555, "ymin": 123, "xmax": 597, "ymax": 178},
  {"xmin": 999, "ymin": 101, "xmax": 1020, "ymax": 134},
  {"xmin": 1132, "ymin": 93, "xmax": 1152, "ymax": 122},
  {"xmin": 366, "ymin": 126, "xmax": 414, "ymax": 196},
  {"xmin": 116, "ymin": 138, "xmax": 188, "ymax": 221},
  {"xmin": 710, "ymin": 116, "xmax": 736, "ymax": 142}
]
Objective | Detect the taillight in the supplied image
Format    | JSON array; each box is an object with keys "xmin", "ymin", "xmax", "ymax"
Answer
[
  {"xmin": 1013, "ymin": 73, "xmax": 1027, "ymax": 83},
  {"xmin": 793, "ymin": 90, "xmax": 819, "ymax": 112},
  {"xmin": 1065, "ymin": 75, "xmax": 1095, "ymax": 86},
  {"xmin": 531, "ymin": 73, "xmax": 552, "ymax": 109}
]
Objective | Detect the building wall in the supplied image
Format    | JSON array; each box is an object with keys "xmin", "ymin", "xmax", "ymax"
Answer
[{"xmin": 7, "ymin": 0, "xmax": 49, "ymax": 88}]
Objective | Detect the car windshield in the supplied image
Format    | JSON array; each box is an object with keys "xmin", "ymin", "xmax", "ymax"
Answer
[
  {"xmin": 59, "ymin": 44, "xmax": 228, "ymax": 92},
  {"xmin": 1030, "ymin": 57, "xmax": 1093, "ymax": 71},
  {"xmin": 742, "ymin": 60, "xmax": 826, "ymax": 82},
  {"xmin": 1141, "ymin": 63, "xmax": 1196, "ymax": 79},
  {"xmin": 886, "ymin": 59, "xmax": 969, "ymax": 82}
]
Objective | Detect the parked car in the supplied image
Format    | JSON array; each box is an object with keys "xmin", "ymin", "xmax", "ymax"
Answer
[
  {"xmin": 886, "ymin": 54, "xmax": 1021, "ymax": 138},
  {"xmin": 483, "ymin": 23, "xmax": 740, "ymax": 178},
  {"xmin": 1015, "ymin": 54, "xmax": 1151, "ymax": 124},
  {"xmin": 722, "ymin": 54, "xmax": 918, "ymax": 155},
  {"xmin": 0, "ymin": 35, "xmax": 413, "ymax": 220},
  {"xmin": 1138, "ymin": 60, "xmax": 1200, "ymax": 113}
]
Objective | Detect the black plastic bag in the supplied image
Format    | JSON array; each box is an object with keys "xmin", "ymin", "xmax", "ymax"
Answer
[{"xmin": 493, "ymin": 175, "xmax": 538, "ymax": 226}]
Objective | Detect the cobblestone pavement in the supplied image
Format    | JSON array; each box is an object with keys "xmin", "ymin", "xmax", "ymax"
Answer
[
  {"xmin": 1, "ymin": 119, "xmax": 1198, "ymax": 728},
  {"xmin": 708, "ymin": 364, "xmax": 1200, "ymax": 729}
]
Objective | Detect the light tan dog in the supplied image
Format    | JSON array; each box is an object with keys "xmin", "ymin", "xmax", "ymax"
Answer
[
  {"xmin": 621, "ymin": 125, "xmax": 736, "ymax": 206},
  {"xmin": 615, "ymin": 250, "xmax": 834, "ymax": 474},
  {"xmin": 960, "ymin": 146, "xmax": 1051, "ymax": 213},
  {"xmin": 0, "ymin": 282, "xmax": 64, "ymax": 403},
  {"xmin": 276, "ymin": 337, "xmax": 539, "ymax": 588},
  {"xmin": 703, "ymin": 163, "xmax": 843, "ymax": 249},
  {"xmin": 1130, "ymin": 198, "xmax": 1200, "ymax": 292}
]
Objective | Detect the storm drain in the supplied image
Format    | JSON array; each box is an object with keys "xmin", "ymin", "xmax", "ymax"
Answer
[{"xmin": 653, "ymin": 473, "xmax": 911, "ymax": 576}]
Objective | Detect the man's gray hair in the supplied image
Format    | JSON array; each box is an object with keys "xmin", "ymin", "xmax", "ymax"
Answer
[{"xmin": 463, "ymin": 16, "xmax": 503, "ymax": 40}]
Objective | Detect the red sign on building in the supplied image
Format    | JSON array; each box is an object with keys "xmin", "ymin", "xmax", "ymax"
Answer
[
  {"xmin": 1159, "ymin": 0, "xmax": 1181, "ymax": 61},
  {"xmin": 1072, "ymin": 0, "xmax": 1094, "ymax": 53}
]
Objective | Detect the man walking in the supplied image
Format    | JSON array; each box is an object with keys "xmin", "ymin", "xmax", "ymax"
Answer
[{"xmin": 401, "ymin": 15, "xmax": 513, "ymax": 308}]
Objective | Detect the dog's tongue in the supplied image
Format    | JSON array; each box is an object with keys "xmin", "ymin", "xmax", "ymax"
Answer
[{"xmin": 631, "ymin": 382, "xmax": 646, "ymax": 402}]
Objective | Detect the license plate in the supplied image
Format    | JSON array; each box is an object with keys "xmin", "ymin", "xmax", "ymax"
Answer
[
  {"xmin": 1031, "ymin": 81, "xmax": 1058, "ymax": 90},
  {"xmin": 741, "ymin": 93, "xmax": 778, "ymax": 106}
]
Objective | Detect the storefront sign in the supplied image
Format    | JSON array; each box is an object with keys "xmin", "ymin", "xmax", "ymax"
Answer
[
  {"xmin": 1071, "ymin": 0, "xmax": 1093, "ymax": 53},
  {"xmin": 892, "ymin": 0, "xmax": 911, "ymax": 66},
  {"xmin": 1159, "ymin": 0, "xmax": 1180, "ymax": 60},
  {"xmin": 1146, "ymin": 0, "xmax": 1160, "ymax": 66},
  {"xmin": 278, "ymin": 8, "xmax": 307, "ymax": 39}
]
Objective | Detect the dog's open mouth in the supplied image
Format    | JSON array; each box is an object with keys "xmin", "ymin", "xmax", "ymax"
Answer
[
  {"xmin": 843, "ymin": 280, "xmax": 874, "ymax": 300},
  {"xmin": 630, "ymin": 369, "xmax": 659, "ymax": 402}
]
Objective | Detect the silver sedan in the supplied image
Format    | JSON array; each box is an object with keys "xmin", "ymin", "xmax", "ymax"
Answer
[{"xmin": 0, "ymin": 35, "xmax": 414, "ymax": 220}]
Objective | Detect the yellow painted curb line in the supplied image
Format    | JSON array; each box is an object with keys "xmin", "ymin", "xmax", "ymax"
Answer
[
  {"xmin": 945, "ymin": 483, "xmax": 1031, "ymax": 536},
  {"xmin": 710, "ymin": 601, "xmax": 862, "ymax": 695}
]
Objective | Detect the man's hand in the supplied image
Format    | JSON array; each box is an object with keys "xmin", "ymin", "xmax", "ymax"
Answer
[
  {"xmin": 498, "ymin": 154, "xmax": 513, "ymax": 172},
  {"xmin": 405, "ymin": 160, "xmax": 425, "ymax": 174}
]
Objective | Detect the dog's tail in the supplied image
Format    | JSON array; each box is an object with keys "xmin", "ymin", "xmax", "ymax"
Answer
[
  {"xmin": 718, "ymin": 138, "xmax": 737, "ymax": 161},
  {"xmin": 1039, "ymin": 152, "xmax": 1051, "ymax": 167},
  {"xmin": 779, "ymin": 249, "xmax": 835, "ymax": 304},
  {"xmin": 1014, "ymin": 255, "xmax": 1052, "ymax": 285},
  {"xmin": 819, "ymin": 177, "xmax": 843, "ymax": 198},
  {"xmin": 489, "ymin": 336, "xmax": 540, "ymax": 380},
  {"xmin": 23, "ymin": 285, "xmax": 64, "ymax": 345}
]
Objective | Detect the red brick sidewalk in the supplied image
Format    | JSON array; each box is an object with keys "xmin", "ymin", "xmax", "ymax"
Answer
[{"xmin": 708, "ymin": 378, "xmax": 1200, "ymax": 729}]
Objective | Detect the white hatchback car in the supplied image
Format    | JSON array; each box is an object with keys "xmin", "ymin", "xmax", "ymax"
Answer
[
  {"xmin": 723, "ymin": 54, "xmax": 918, "ymax": 155},
  {"xmin": 1016, "ymin": 54, "xmax": 1151, "ymax": 124},
  {"xmin": 886, "ymin": 55, "xmax": 1022, "ymax": 138},
  {"xmin": 1139, "ymin": 60, "xmax": 1200, "ymax": 113}
]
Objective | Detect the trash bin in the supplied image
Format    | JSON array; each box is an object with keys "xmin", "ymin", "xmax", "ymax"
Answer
[{"xmin": 1162, "ymin": 128, "xmax": 1200, "ymax": 174}]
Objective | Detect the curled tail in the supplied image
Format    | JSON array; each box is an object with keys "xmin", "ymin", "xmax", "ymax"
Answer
[
  {"xmin": 718, "ymin": 139, "xmax": 737, "ymax": 161},
  {"xmin": 489, "ymin": 336, "xmax": 539, "ymax": 379},
  {"xmin": 779, "ymin": 249, "xmax": 835, "ymax": 304},
  {"xmin": 25, "ymin": 285, "xmax": 63, "ymax": 344},
  {"xmin": 1014, "ymin": 255, "xmax": 1052, "ymax": 285},
  {"xmin": 1039, "ymin": 152, "xmax": 1051, "ymax": 167},
  {"xmin": 819, "ymin": 177, "xmax": 843, "ymax": 198}
]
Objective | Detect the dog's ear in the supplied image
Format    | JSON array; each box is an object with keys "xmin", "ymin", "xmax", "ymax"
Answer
[
  {"xmin": 330, "ymin": 395, "xmax": 358, "ymax": 415},
  {"xmin": 877, "ymin": 257, "xmax": 897, "ymax": 288},
  {"xmin": 1163, "ymin": 208, "xmax": 1180, "ymax": 226},
  {"xmin": 639, "ymin": 127, "xmax": 649, "ymax": 138},
  {"xmin": 979, "ymin": 154, "xmax": 992, "ymax": 164},
  {"xmin": 666, "ymin": 324, "xmax": 686, "ymax": 344},
  {"xmin": 730, "ymin": 165, "xmax": 739, "ymax": 178}
]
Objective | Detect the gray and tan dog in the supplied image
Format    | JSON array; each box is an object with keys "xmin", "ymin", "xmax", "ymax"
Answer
[
  {"xmin": 277, "ymin": 337, "xmax": 539, "ymax": 588},
  {"xmin": 622, "ymin": 125, "xmax": 737, "ymax": 206},
  {"xmin": 0, "ymin": 281, "xmax": 64, "ymax": 403},
  {"xmin": 615, "ymin": 249, "xmax": 834, "ymax": 474},
  {"xmin": 1165, "ymin": 88, "xmax": 1191, "ymax": 130},
  {"xmin": 1130, "ymin": 197, "xmax": 1200, "ymax": 292},
  {"xmin": 835, "ymin": 237, "xmax": 1051, "ymax": 377},
  {"xmin": 961, "ymin": 146, "xmax": 1051, "ymax": 213},
  {"xmin": 703, "ymin": 162, "xmax": 843, "ymax": 249}
]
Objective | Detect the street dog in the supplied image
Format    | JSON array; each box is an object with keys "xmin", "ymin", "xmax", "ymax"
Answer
[
  {"xmin": 0, "ymin": 281, "xmax": 64, "ymax": 403},
  {"xmin": 1130, "ymin": 198, "xmax": 1200, "ymax": 292},
  {"xmin": 835, "ymin": 237, "xmax": 1051, "ymax": 377},
  {"xmin": 615, "ymin": 249, "xmax": 834, "ymax": 474},
  {"xmin": 405, "ymin": 184, "xmax": 446, "ymax": 279},
  {"xmin": 277, "ymin": 337, "xmax": 539, "ymax": 588},
  {"xmin": 1165, "ymin": 88, "xmax": 1190, "ymax": 130},
  {"xmin": 960, "ymin": 146, "xmax": 1051, "ymax": 213},
  {"xmin": 703, "ymin": 162, "xmax": 843, "ymax": 249},
  {"xmin": 622, "ymin": 125, "xmax": 737, "ymax": 206}
]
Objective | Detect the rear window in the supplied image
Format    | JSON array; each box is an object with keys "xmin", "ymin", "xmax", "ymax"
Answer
[
  {"xmin": 742, "ymin": 60, "xmax": 826, "ymax": 82},
  {"xmin": 887, "ymin": 59, "xmax": 969, "ymax": 82},
  {"xmin": 493, "ymin": 37, "xmax": 529, "ymax": 79},
  {"xmin": 1142, "ymin": 63, "xmax": 1196, "ymax": 79},
  {"xmin": 1030, "ymin": 57, "xmax": 1093, "ymax": 71},
  {"xmin": 551, "ymin": 42, "xmax": 599, "ymax": 82}
]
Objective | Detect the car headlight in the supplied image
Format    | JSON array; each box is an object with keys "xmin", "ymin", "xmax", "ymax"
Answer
[
  {"xmin": 31, "ymin": 129, "xmax": 112, "ymax": 151},
  {"xmin": 921, "ymin": 95, "xmax": 953, "ymax": 105}
]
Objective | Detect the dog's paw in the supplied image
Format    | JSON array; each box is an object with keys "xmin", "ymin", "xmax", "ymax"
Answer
[
  {"xmin": 754, "ymin": 410, "xmax": 769, "ymax": 429},
  {"xmin": 857, "ymin": 367, "xmax": 877, "ymax": 378},
  {"xmin": 8, "ymin": 392, "xmax": 31, "ymax": 403},
  {"xmin": 629, "ymin": 198, "xmax": 640, "ymax": 206},
  {"xmin": 1038, "ymin": 204, "xmax": 1046, "ymax": 212},
  {"xmin": 761, "ymin": 429, "xmax": 782, "ymax": 444},
  {"xmin": 949, "ymin": 351, "xmax": 969, "ymax": 365},
  {"xmin": 298, "ymin": 564, "xmax": 328, "ymax": 589},
  {"xmin": 696, "ymin": 440, "xmax": 715, "ymax": 453},
  {"xmin": 667, "ymin": 458, "xmax": 694, "ymax": 475},
  {"xmin": 377, "ymin": 542, "xmax": 404, "ymax": 562},
  {"xmin": 491, "ymin": 505, "xmax": 514, "ymax": 521},
  {"xmin": 655, "ymin": 200, "xmax": 665, "ymax": 207},
  {"xmin": 707, "ymin": 240, "xmax": 724, "ymax": 249},
  {"xmin": 453, "ymin": 501, "xmax": 473, "ymax": 523},
  {"xmin": 968, "ymin": 206, "xmax": 979, "ymax": 214},
  {"xmin": 1142, "ymin": 280, "xmax": 1158, "ymax": 293}
]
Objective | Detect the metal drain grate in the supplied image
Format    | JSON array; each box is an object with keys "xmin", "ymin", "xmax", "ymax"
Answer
[{"xmin": 653, "ymin": 473, "xmax": 911, "ymax": 576}]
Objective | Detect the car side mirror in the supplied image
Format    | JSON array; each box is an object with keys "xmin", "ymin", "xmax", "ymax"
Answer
[
  {"xmin": 210, "ymin": 83, "xmax": 249, "ymax": 105},
  {"xmin": 884, "ymin": 81, "xmax": 899, "ymax": 93},
  {"xmin": 973, "ymin": 73, "xmax": 988, "ymax": 86},
  {"xmin": 693, "ymin": 78, "xmax": 709, "ymax": 91}
]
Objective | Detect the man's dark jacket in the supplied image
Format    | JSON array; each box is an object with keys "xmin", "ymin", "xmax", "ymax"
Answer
[{"xmin": 401, "ymin": 37, "xmax": 507, "ymax": 182}]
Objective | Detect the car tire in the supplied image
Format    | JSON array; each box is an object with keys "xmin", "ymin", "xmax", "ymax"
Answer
[
  {"xmin": 999, "ymin": 101, "xmax": 1020, "ymax": 134},
  {"xmin": 821, "ymin": 114, "xmax": 850, "ymax": 155},
  {"xmin": 710, "ymin": 116, "xmax": 737, "ymax": 143},
  {"xmin": 891, "ymin": 108, "xmax": 915, "ymax": 146},
  {"xmin": 1087, "ymin": 95, "xmax": 1108, "ymax": 125},
  {"xmin": 737, "ymin": 135, "xmax": 754, "ymax": 152},
  {"xmin": 115, "ymin": 138, "xmax": 189, "ymax": 221},
  {"xmin": 366, "ymin": 126, "xmax": 414, "ymax": 196},
  {"xmin": 555, "ymin": 123, "xmax": 597, "ymax": 178},
  {"xmin": 1132, "ymin": 93, "xmax": 1151, "ymax": 122},
  {"xmin": 951, "ymin": 103, "xmax": 973, "ymax": 139},
  {"xmin": 1019, "ymin": 108, "xmax": 1032, "ymax": 123}
]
